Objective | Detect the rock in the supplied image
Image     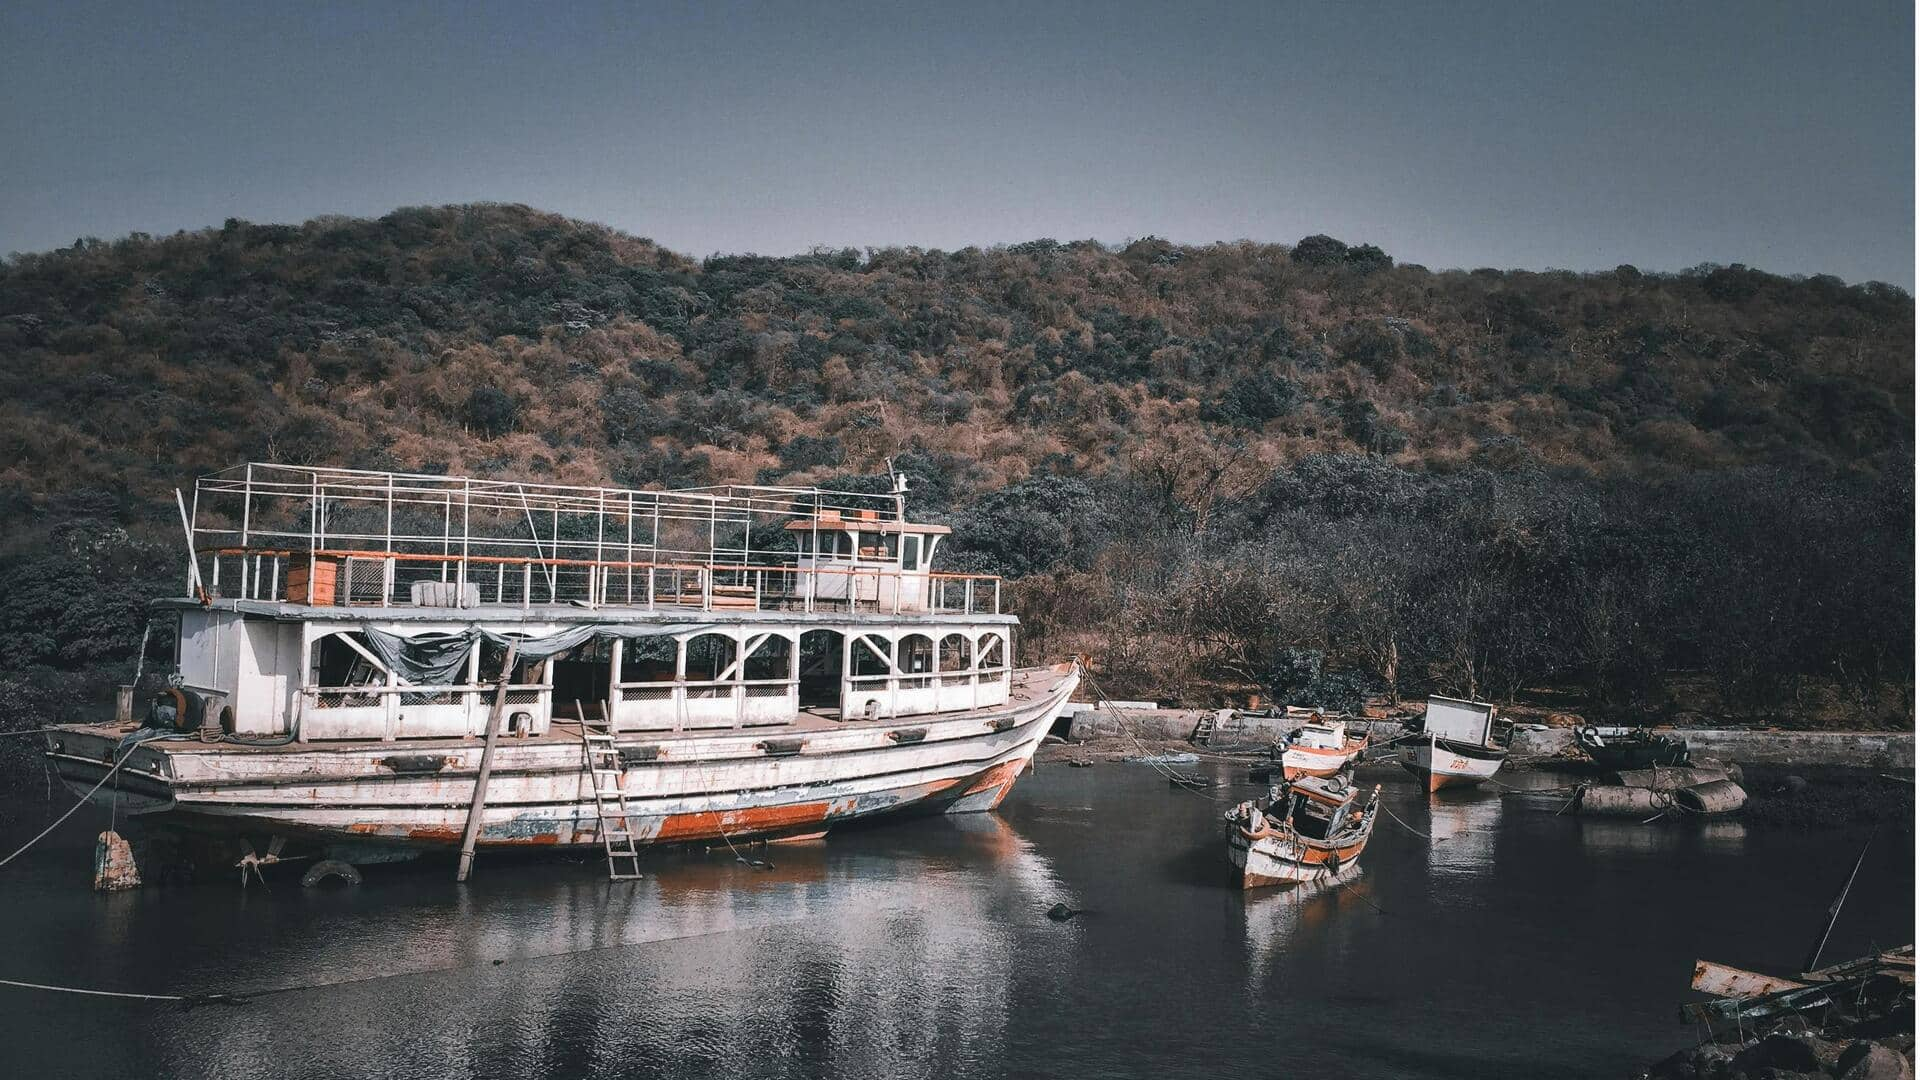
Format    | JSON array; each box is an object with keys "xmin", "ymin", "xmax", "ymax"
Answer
[
  {"xmin": 92, "ymin": 830, "xmax": 141, "ymax": 892},
  {"xmin": 1836, "ymin": 1041, "xmax": 1912, "ymax": 1080},
  {"xmin": 1045, "ymin": 902, "xmax": 1082, "ymax": 922},
  {"xmin": 1782, "ymin": 774, "xmax": 1810, "ymax": 794},
  {"xmin": 1731, "ymin": 1033, "xmax": 1831, "ymax": 1075}
]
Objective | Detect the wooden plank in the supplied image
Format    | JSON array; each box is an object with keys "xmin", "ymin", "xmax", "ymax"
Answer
[
  {"xmin": 455, "ymin": 643, "xmax": 518, "ymax": 882},
  {"xmin": 1691, "ymin": 959, "xmax": 1810, "ymax": 998}
]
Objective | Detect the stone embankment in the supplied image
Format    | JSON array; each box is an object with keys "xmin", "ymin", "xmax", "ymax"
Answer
[{"xmin": 1062, "ymin": 708, "xmax": 1915, "ymax": 769}]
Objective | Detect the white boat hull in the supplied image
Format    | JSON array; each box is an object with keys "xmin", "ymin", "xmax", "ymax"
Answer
[
  {"xmin": 1397, "ymin": 736, "xmax": 1506, "ymax": 792},
  {"xmin": 48, "ymin": 666, "xmax": 1079, "ymax": 852}
]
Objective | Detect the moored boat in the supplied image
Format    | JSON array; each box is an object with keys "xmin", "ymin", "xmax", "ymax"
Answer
[
  {"xmin": 1279, "ymin": 717, "xmax": 1368, "ymax": 779},
  {"xmin": 1574, "ymin": 725, "xmax": 1690, "ymax": 770},
  {"xmin": 43, "ymin": 463, "xmax": 1079, "ymax": 879},
  {"xmin": 1397, "ymin": 695, "xmax": 1511, "ymax": 792},
  {"xmin": 1224, "ymin": 772, "xmax": 1380, "ymax": 889}
]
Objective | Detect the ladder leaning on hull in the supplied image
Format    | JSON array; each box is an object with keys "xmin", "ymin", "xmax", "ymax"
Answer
[{"xmin": 580, "ymin": 715, "xmax": 642, "ymax": 881}]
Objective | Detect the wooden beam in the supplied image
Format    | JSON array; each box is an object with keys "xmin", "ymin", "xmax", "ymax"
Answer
[{"xmin": 456, "ymin": 643, "xmax": 519, "ymax": 883}]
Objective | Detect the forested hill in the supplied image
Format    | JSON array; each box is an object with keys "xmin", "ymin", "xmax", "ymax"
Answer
[{"xmin": 0, "ymin": 203, "xmax": 1913, "ymax": 727}]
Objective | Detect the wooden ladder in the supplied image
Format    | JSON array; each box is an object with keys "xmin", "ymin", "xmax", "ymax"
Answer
[
  {"xmin": 1192, "ymin": 711, "xmax": 1218, "ymax": 746},
  {"xmin": 582, "ymin": 719, "xmax": 642, "ymax": 881}
]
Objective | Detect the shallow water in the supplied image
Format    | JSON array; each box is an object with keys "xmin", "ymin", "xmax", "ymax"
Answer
[{"xmin": 0, "ymin": 759, "xmax": 1910, "ymax": 1080}]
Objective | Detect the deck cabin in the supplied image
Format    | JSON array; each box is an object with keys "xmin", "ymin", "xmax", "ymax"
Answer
[{"xmin": 156, "ymin": 464, "xmax": 1012, "ymax": 744}]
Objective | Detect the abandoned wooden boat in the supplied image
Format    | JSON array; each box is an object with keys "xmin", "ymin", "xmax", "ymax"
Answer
[
  {"xmin": 43, "ymin": 464, "xmax": 1079, "ymax": 878},
  {"xmin": 1397, "ymin": 695, "xmax": 1512, "ymax": 792},
  {"xmin": 1279, "ymin": 717, "xmax": 1368, "ymax": 779},
  {"xmin": 1574, "ymin": 725, "xmax": 1690, "ymax": 770},
  {"xmin": 1224, "ymin": 772, "xmax": 1380, "ymax": 889}
]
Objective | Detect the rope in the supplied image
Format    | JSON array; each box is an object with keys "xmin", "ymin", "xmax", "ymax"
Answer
[
  {"xmin": 0, "ymin": 978, "xmax": 184, "ymax": 1002},
  {"xmin": 1079, "ymin": 671, "xmax": 1221, "ymax": 800},
  {"xmin": 1377, "ymin": 802, "xmax": 1433, "ymax": 839},
  {"xmin": 0, "ymin": 747, "xmax": 138, "ymax": 870},
  {"xmin": 0, "ymin": 910, "xmax": 857, "ymax": 1006}
]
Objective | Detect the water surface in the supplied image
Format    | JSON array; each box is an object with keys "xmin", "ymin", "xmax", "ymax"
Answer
[{"xmin": 0, "ymin": 759, "xmax": 1909, "ymax": 1079}]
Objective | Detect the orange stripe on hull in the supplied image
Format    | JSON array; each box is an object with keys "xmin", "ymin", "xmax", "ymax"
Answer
[{"xmin": 958, "ymin": 758, "xmax": 1027, "ymax": 810}]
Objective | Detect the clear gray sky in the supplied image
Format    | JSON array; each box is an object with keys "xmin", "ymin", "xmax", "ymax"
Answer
[{"xmin": 2, "ymin": 0, "xmax": 1912, "ymax": 285}]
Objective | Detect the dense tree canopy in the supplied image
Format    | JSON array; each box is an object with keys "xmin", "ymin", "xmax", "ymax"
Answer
[{"xmin": 0, "ymin": 203, "xmax": 1910, "ymax": 728}]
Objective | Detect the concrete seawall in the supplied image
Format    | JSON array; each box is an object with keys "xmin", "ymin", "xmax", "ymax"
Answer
[
  {"xmin": 1067, "ymin": 708, "xmax": 1915, "ymax": 768},
  {"xmin": 1508, "ymin": 726, "xmax": 1914, "ymax": 768}
]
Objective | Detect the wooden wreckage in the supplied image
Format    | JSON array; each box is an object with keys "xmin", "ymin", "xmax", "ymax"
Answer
[{"xmin": 44, "ymin": 463, "xmax": 1079, "ymax": 884}]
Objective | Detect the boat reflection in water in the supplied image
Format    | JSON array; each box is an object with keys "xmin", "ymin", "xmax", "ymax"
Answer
[
  {"xmin": 1238, "ymin": 863, "xmax": 1375, "ymax": 988},
  {"xmin": 130, "ymin": 816, "xmax": 1073, "ymax": 1080},
  {"xmin": 1575, "ymin": 816, "xmax": 1750, "ymax": 858},
  {"xmin": 1424, "ymin": 791, "xmax": 1503, "ymax": 878}
]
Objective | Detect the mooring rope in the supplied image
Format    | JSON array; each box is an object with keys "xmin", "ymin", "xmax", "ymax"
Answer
[
  {"xmin": 0, "ymin": 748, "xmax": 138, "ymax": 870},
  {"xmin": 1079, "ymin": 671, "xmax": 1223, "ymax": 800},
  {"xmin": 0, "ymin": 911, "xmax": 858, "ymax": 1007},
  {"xmin": 1377, "ymin": 802, "xmax": 1433, "ymax": 839}
]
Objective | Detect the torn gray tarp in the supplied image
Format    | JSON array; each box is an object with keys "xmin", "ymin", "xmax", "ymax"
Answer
[{"xmin": 359, "ymin": 624, "xmax": 713, "ymax": 686}]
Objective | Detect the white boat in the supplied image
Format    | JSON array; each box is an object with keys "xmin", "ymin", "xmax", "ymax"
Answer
[
  {"xmin": 1396, "ymin": 695, "xmax": 1511, "ymax": 792},
  {"xmin": 1279, "ymin": 717, "xmax": 1368, "ymax": 779},
  {"xmin": 44, "ymin": 463, "xmax": 1079, "ymax": 877},
  {"xmin": 1224, "ymin": 773, "xmax": 1380, "ymax": 890}
]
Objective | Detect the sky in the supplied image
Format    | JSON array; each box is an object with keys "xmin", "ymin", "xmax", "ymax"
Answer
[{"xmin": 1, "ymin": 0, "xmax": 1913, "ymax": 286}]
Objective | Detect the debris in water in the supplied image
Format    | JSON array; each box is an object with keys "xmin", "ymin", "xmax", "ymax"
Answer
[{"xmin": 1046, "ymin": 903, "xmax": 1083, "ymax": 922}]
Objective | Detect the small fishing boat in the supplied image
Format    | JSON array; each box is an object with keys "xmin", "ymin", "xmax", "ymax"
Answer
[
  {"xmin": 1224, "ymin": 772, "xmax": 1380, "ymax": 890},
  {"xmin": 1398, "ymin": 695, "xmax": 1511, "ymax": 792},
  {"xmin": 1279, "ymin": 717, "xmax": 1369, "ymax": 779},
  {"xmin": 1574, "ymin": 725, "xmax": 1689, "ymax": 770}
]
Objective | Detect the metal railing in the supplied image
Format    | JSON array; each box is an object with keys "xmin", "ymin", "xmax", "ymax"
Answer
[{"xmin": 205, "ymin": 548, "xmax": 1002, "ymax": 615}]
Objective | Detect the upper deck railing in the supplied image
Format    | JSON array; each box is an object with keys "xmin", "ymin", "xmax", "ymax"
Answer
[{"xmin": 183, "ymin": 463, "xmax": 1001, "ymax": 616}]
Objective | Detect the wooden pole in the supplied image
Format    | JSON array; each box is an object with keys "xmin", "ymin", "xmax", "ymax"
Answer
[{"xmin": 456, "ymin": 642, "xmax": 519, "ymax": 882}]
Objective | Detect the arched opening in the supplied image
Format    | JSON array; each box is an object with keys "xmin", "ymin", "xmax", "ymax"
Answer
[
  {"xmin": 939, "ymin": 633, "xmax": 972, "ymax": 672},
  {"xmin": 798, "ymin": 629, "xmax": 845, "ymax": 712},
  {"xmin": 978, "ymin": 633, "xmax": 1007, "ymax": 670}
]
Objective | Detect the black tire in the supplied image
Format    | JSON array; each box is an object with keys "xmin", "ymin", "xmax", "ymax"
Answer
[{"xmin": 301, "ymin": 859, "xmax": 362, "ymax": 888}]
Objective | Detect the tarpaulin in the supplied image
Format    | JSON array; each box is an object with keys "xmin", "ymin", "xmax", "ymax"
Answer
[{"xmin": 358, "ymin": 624, "xmax": 713, "ymax": 685}]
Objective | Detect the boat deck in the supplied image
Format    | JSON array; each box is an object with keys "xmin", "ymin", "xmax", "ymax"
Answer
[{"xmin": 57, "ymin": 665, "xmax": 1076, "ymax": 756}]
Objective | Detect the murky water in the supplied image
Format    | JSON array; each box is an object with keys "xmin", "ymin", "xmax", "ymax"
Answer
[{"xmin": 0, "ymin": 758, "xmax": 1910, "ymax": 1080}]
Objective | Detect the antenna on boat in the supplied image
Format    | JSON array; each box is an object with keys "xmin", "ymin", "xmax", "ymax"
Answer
[{"xmin": 173, "ymin": 487, "xmax": 207, "ymax": 602}]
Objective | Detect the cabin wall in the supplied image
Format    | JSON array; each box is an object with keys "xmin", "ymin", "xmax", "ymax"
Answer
[
  {"xmin": 234, "ymin": 620, "xmax": 300, "ymax": 735},
  {"xmin": 177, "ymin": 609, "xmax": 244, "ymax": 702},
  {"xmin": 284, "ymin": 616, "xmax": 1016, "ymax": 740}
]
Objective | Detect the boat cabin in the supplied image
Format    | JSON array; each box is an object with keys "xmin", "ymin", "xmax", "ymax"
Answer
[
  {"xmin": 147, "ymin": 464, "xmax": 1015, "ymax": 743},
  {"xmin": 1291, "ymin": 720, "xmax": 1347, "ymax": 751}
]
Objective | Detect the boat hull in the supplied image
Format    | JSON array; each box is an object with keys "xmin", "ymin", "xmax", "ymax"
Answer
[
  {"xmin": 1397, "ymin": 736, "xmax": 1507, "ymax": 792},
  {"xmin": 47, "ymin": 666, "xmax": 1078, "ymax": 853},
  {"xmin": 1279, "ymin": 739, "xmax": 1367, "ymax": 780},
  {"xmin": 1227, "ymin": 821, "xmax": 1373, "ymax": 890}
]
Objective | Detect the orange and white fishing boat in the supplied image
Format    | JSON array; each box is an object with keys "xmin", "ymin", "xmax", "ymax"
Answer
[
  {"xmin": 1224, "ymin": 772, "xmax": 1380, "ymax": 890},
  {"xmin": 1397, "ymin": 695, "xmax": 1511, "ymax": 792},
  {"xmin": 1279, "ymin": 718, "xmax": 1369, "ymax": 779}
]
